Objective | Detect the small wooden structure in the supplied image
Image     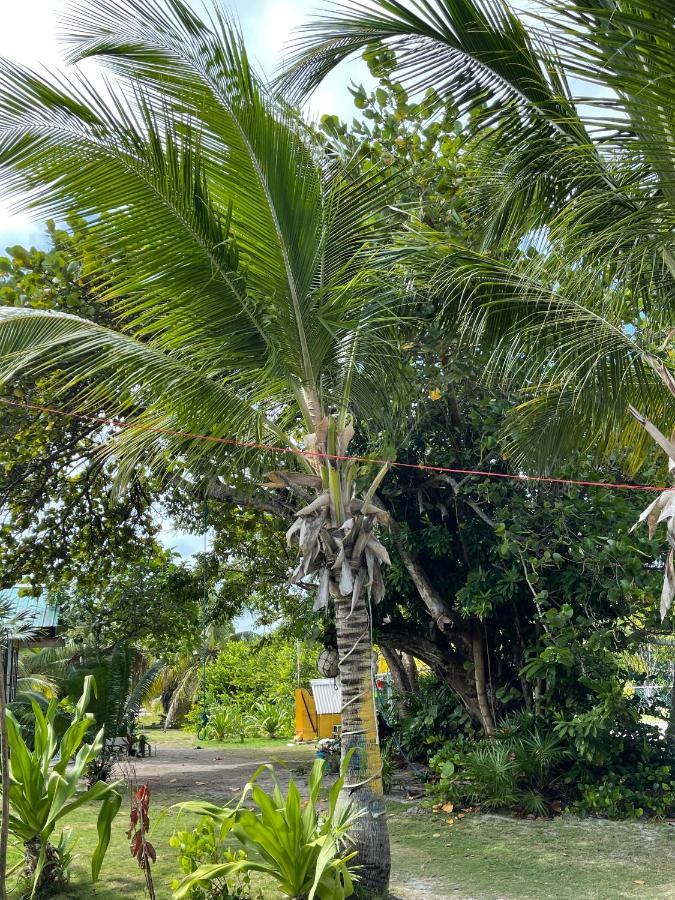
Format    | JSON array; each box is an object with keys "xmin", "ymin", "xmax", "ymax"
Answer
[
  {"xmin": 295, "ymin": 678, "xmax": 342, "ymax": 741},
  {"xmin": 1, "ymin": 593, "xmax": 62, "ymax": 702}
]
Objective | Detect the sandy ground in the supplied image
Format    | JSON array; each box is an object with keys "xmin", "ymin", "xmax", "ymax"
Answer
[{"xmin": 114, "ymin": 735, "xmax": 318, "ymax": 804}]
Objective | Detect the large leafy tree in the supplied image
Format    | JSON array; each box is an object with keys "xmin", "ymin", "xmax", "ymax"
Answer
[
  {"xmin": 0, "ymin": 222, "xmax": 161, "ymax": 594},
  {"xmin": 283, "ymin": 0, "xmax": 675, "ymax": 616},
  {"xmin": 0, "ymin": 0, "xmax": 425, "ymax": 889}
]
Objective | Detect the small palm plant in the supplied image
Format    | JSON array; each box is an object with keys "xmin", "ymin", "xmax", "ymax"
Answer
[
  {"xmin": 248, "ymin": 699, "xmax": 292, "ymax": 739},
  {"xmin": 174, "ymin": 756, "xmax": 359, "ymax": 900},
  {"xmin": 5, "ymin": 675, "xmax": 122, "ymax": 896}
]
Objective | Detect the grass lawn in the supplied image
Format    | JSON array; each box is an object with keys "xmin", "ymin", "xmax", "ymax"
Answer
[
  {"xmin": 6, "ymin": 729, "xmax": 675, "ymax": 899},
  {"xmin": 388, "ymin": 804, "xmax": 675, "ymax": 899}
]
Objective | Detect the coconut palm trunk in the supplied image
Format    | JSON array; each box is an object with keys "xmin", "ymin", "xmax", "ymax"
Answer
[
  {"xmin": 334, "ymin": 590, "xmax": 389, "ymax": 892},
  {"xmin": 282, "ymin": 416, "xmax": 392, "ymax": 892}
]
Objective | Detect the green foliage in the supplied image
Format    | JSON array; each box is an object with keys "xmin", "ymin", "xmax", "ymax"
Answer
[
  {"xmin": 564, "ymin": 718, "xmax": 675, "ymax": 820},
  {"xmin": 66, "ymin": 646, "xmax": 164, "ymax": 780},
  {"xmin": 5, "ymin": 675, "xmax": 122, "ymax": 894},
  {"xmin": 0, "ymin": 221, "xmax": 161, "ymax": 597},
  {"xmin": 247, "ymin": 699, "xmax": 292, "ymax": 740},
  {"xmin": 284, "ymin": 0, "xmax": 675, "ymax": 468},
  {"xmin": 170, "ymin": 818, "xmax": 256, "ymax": 899},
  {"xmin": 392, "ymin": 676, "xmax": 476, "ymax": 758},
  {"xmin": 173, "ymin": 759, "xmax": 359, "ymax": 900},
  {"xmin": 429, "ymin": 719, "xmax": 566, "ymax": 816},
  {"xmin": 429, "ymin": 711, "xmax": 675, "ymax": 820},
  {"xmin": 189, "ymin": 637, "xmax": 316, "ymax": 737},
  {"xmin": 52, "ymin": 558, "xmax": 205, "ymax": 653}
]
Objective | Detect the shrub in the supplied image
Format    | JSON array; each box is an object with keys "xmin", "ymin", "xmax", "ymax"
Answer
[
  {"xmin": 246, "ymin": 699, "xmax": 292, "ymax": 739},
  {"xmin": 429, "ymin": 714, "xmax": 568, "ymax": 815},
  {"xmin": 429, "ymin": 711, "xmax": 675, "ymax": 820},
  {"xmin": 394, "ymin": 676, "xmax": 475, "ymax": 759},
  {"xmin": 173, "ymin": 758, "xmax": 359, "ymax": 900},
  {"xmin": 170, "ymin": 818, "xmax": 256, "ymax": 899}
]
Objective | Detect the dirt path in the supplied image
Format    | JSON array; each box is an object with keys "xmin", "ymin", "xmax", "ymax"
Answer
[{"xmin": 117, "ymin": 732, "xmax": 317, "ymax": 804}]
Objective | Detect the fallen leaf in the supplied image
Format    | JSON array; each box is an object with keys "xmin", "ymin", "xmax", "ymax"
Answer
[
  {"xmin": 457, "ymin": 813, "xmax": 466, "ymax": 819},
  {"xmin": 195, "ymin": 781, "xmax": 206, "ymax": 786},
  {"xmin": 446, "ymin": 819, "xmax": 454, "ymax": 825},
  {"xmin": 432, "ymin": 833, "xmax": 441, "ymax": 838},
  {"xmin": 169, "ymin": 779, "xmax": 177, "ymax": 784},
  {"xmin": 442, "ymin": 802, "xmax": 454, "ymax": 813},
  {"xmin": 634, "ymin": 881, "xmax": 645, "ymax": 886}
]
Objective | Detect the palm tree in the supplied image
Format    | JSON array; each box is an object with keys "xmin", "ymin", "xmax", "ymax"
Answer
[
  {"xmin": 0, "ymin": 1, "xmax": 414, "ymax": 890},
  {"xmin": 282, "ymin": 0, "xmax": 675, "ymax": 614},
  {"xmin": 156, "ymin": 623, "xmax": 236, "ymax": 730}
]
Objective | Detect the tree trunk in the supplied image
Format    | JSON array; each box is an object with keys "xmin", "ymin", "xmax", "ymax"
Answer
[
  {"xmin": 379, "ymin": 645, "xmax": 412, "ymax": 717},
  {"xmin": 335, "ymin": 591, "xmax": 390, "ymax": 896},
  {"xmin": 471, "ymin": 622, "xmax": 494, "ymax": 736},
  {"xmin": 666, "ymin": 661, "xmax": 675, "ymax": 753},
  {"xmin": 378, "ymin": 626, "xmax": 484, "ymax": 725},
  {"xmin": 402, "ymin": 653, "xmax": 419, "ymax": 696},
  {"xmin": 24, "ymin": 837, "xmax": 63, "ymax": 894},
  {"xmin": 0, "ymin": 642, "xmax": 9, "ymax": 900}
]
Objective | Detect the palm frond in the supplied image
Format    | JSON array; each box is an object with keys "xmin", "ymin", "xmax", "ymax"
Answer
[
  {"xmin": 403, "ymin": 231, "xmax": 675, "ymax": 466},
  {"xmin": 0, "ymin": 1, "xmax": 414, "ymax": 472}
]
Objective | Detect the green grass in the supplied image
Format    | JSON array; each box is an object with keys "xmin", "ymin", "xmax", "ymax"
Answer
[
  {"xmin": 147, "ymin": 727, "xmax": 298, "ymax": 752},
  {"xmin": 388, "ymin": 804, "xmax": 675, "ymax": 899},
  {"xmin": 9, "ymin": 802, "xmax": 675, "ymax": 899}
]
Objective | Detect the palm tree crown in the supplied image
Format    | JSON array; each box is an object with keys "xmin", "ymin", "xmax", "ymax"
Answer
[{"xmin": 0, "ymin": 0, "xmax": 408, "ymax": 484}]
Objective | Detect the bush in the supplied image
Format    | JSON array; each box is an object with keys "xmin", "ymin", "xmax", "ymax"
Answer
[
  {"xmin": 247, "ymin": 699, "xmax": 292, "ymax": 739},
  {"xmin": 173, "ymin": 758, "xmax": 359, "ymax": 900},
  {"xmin": 170, "ymin": 818, "xmax": 257, "ymax": 899},
  {"xmin": 186, "ymin": 698, "xmax": 294, "ymax": 742},
  {"xmin": 428, "ymin": 711, "xmax": 675, "ymax": 820},
  {"xmin": 429, "ymin": 717, "xmax": 567, "ymax": 816},
  {"xmin": 564, "ymin": 719, "xmax": 675, "ymax": 819},
  {"xmin": 393, "ymin": 676, "xmax": 475, "ymax": 759}
]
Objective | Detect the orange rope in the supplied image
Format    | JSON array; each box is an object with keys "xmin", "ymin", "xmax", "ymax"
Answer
[{"xmin": 0, "ymin": 396, "xmax": 667, "ymax": 493}]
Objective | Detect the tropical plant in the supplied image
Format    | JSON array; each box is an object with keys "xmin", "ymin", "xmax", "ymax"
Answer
[
  {"xmin": 0, "ymin": 1, "xmax": 415, "ymax": 887},
  {"xmin": 203, "ymin": 706, "xmax": 250, "ymax": 744},
  {"xmin": 128, "ymin": 784, "xmax": 157, "ymax": 900},
  {"xmin": 173, "ymin": 758, "xmax": 359, "ymax": 900},
  {"xmin": 430, "ymin": 718, "xmax": 567, "ymax": 816},
  {"xmin": 283, "ymin": 0, "xmax": 675, "ymax": 618},
  {"xmin": 4, "ymin": 675, "xmax": 122, "ymax": 896},
  {"xmin": 247, "ymin": 699, "xmax": 292, "ymax": 739},
  {"xmin": 0, "ymin": 592, "xmax": 39, "ymax": 900},
  {"xmin": 67, "ymin": 645, "xmax": 165, "ymax": 781},
  {"xmin": 170, "ymin": 817, "xmax": 256, "ymax": 899}
]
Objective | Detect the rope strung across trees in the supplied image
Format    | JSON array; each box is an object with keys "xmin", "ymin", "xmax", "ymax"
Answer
[{"xmin": 0, "ymin": 397, "xmax": 668, "ymax": 494}]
